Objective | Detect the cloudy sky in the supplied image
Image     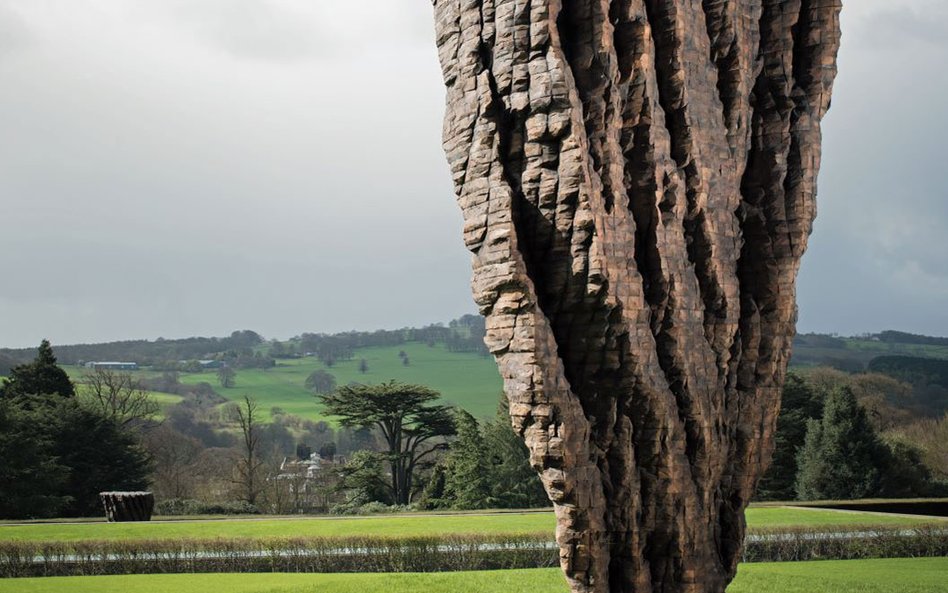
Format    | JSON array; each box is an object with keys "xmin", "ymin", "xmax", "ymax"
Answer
[{"xmin": 1, "ymin": 1, "xmax": 946, "ymax": 347}]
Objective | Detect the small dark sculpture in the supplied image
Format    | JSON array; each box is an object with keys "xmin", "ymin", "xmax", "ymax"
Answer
[{"xmin": 100, "ymin": 491, "xmax": 154, "ymax": 522}]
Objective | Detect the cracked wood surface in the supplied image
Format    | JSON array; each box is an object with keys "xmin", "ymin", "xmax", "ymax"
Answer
[{"xmin": 433, "ymin": 1, "xmax": 841, "ymax": 592}]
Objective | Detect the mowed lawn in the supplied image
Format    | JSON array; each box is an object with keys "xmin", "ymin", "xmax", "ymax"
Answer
[
  {"xmin": 177, "ymin": 343, "xmax": 503, "ymax": 420},
  {"xmin": 1, "ymin": 507, "xmax": 939, "ymax": 543},
  {"xmin": 2, "ymin": 558, "xmax": 947, "ymax": 593}
]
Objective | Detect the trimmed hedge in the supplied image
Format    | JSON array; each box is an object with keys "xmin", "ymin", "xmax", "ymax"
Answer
[
  {"xmin": 743, "ymin": 525, "xmax": 948, "ymax": 562},
  {"xmin": 0, "ymin": 534, "xmax": 556, "ymax": 577},
  {"xmin": 1, "ymin": 526, "xmax": 946, "ymax": 578}
]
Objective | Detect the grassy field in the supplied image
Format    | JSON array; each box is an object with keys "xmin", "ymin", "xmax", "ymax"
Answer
[
  {"xmin": 172, "ymin": 343, "xmax": 503, "ymax": 421},
  {"xmin": 146, "ymin": 391, "xmax": 184, "ymax": 408},
  {"xmin": 49, "ymin": 334, "xmax": 948, "ymax": 423},
  {"xmin": 62, "ymin": 344, "xmax": 503, "ymax": 421},
  {"xmin": 138, "ymin": 391, "xmax": 185, "ymax": 419},
  {"xmin": 1, "ymin": 507, "xmax": 939, "ymax": 543},
  {"xmin": 66, "ymin": 378, "xmax": 184, "ymax": 418},
  {"xmin": 841, "ymin": 338, "xmax": 948, "ymax": 358},
  {"xmin": 1, "ymin": 558, "xmax": 946, "ymax": 593},
  {"xmin": 790, "ymin": 336, "xmax": 948, "ymax": 370}
]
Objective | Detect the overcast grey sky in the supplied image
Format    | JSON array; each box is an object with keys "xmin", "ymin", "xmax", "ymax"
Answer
[{"xmin": 1, "ymin": 1, "xmax": 946, "ymax": 347}]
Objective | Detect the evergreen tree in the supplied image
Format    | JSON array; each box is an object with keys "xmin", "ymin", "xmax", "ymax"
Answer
[
  {"xmin": 0, "ymin": 398, "xmax": 69, "ymax": 519},
  {"xmin": 0, "ymin": 396, "xmax": 152, "ymax": 518},
  {"xmin": 319, "ymin": 381, "xmax": 455, "ymax": 505},
  {"xmin": 51, "ymin": 398, "xmax": 153, "ymax": 516},
  {"xmin": 756, "ymin": 373, "xmax": 824, "ymax": 500},
  {"xmin": 0, "ymin": 340, "xmax": 75, "ymax": 399},
  {"xmin": 440, "ymin": 410, "xmax": 491, "ymax": 509},
  {"xmin": 482, "ymin": 398, "xmax": 549, "ymax": 508},
  {"xmin": 334, "ymin": 450, "xmax": 393, "ymax": 510},
  {"xmin": 795, "ymin": 387, "xmax": 890, "ymax": 500},
  {"xmin": 880, "ymin": 441, "xmax": 939, "ymax": 498},
  {"xmin": 419, "ymin": 463, "xmax": 448, "ymax": 507},
  {"xmin": 0, "ymin": 344, "xmax": 152, "ymax": 518},
  {"xmin": 422, "ymin": 399, "xmax": 549, "ymax": 510}
]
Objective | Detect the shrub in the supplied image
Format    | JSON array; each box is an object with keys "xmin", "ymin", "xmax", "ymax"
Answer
[
  {"xmin": 329, "ymin": 499, "xmax": 415, "ymax": 515},
  {"xmin": 154, "ymin": 499, "xmax": 260, "ymax": 516}
]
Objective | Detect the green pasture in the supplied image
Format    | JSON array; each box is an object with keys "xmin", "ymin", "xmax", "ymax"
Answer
[
  {"xmin": 141, "ymin": 391, "xmax": 185, "ymax": 418},
  {"xmin": 1, "ymin": 507, "xmax": 938, "ymax": 544},
  {"xmin": 64, "ymin": 372, "xmax": 184, "ymax": 417},
  {"xmin": 841, "ymin": 338, "xmax": 948, "ymax": 359},
  {"xmin": 788, "ymin": 337, "xmax": 948, "ymax": 370},
  {"xmin": 53, "ymin": 336, "xmax": 948, "ymax": 423},
  {"xmin": 176, "ymin": 343, "xmax": 503, "ymax": 421},
  {"xmin": 61, "ymin": 343, "xmax": 502, "ymax": 422},
  {"xmin": 2, "ymin": 558, "xmax": 946, "ymax": 593}
]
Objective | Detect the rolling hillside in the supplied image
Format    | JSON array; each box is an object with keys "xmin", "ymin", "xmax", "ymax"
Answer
[
  {"xmin": 7, "ymin": 325, "xmax": 948, "ymax": 423},
  {"xmin": 54, "ymin": 342, "xmax": 502, "ymax": 422},
  {"xmin": 179, "ymin": 343, "xmax": 503, "ymax": 421}
]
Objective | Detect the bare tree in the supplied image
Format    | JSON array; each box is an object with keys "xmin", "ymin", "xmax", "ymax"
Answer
[
  {"xmin": 80, "ymin": 368, "xmax": 159, "ymax": 428},
  {"xmin": 259, "ymin": 443, "xmax": 293, "ymax": 514},
  {"xmin": 143, "ymin": 424, "xmax": 203, "ymax": 499},
  {"xmin": 229, "ymin": 395, "xmax": 265, "ymax": 506},
  {"xmin": 433, "ymin": 1, "xmax": 842, "ymax": 592}
]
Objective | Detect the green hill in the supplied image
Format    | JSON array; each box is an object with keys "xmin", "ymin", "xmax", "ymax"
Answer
[
  {"xmin": 790, "ymin": 334, "xmax": 948, "ymax": 372},
  {"xmin": 168, "ymin": 343, "xmax": 499, "ymax": 422},
  {"xmin": 10, "ymin": 324, "xmax": 948, "ymax": 424}
]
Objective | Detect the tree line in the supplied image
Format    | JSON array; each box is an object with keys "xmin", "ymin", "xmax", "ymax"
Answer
[
  {"xmin": 4, "ymin": 340, "xmax": 947, "ymax": 520},
  {"xmin": 0, "ymin": 317, "xmax": 490, "ymax": 374},
  {"xmin": 0, "ymin": 342, "xmax": 151, "ymax": 518},
  {"xmin": 320, "ymin": 382, "xmax": 547, "ymax": 512},
  {"xmin": 0, "ymin": 340, "xmax": 545, "ymax": 519},
  {"xmin": 287, "ymin": 317, "xmax": 488, "ymax": 364},
  {"xmin": 757, "ymin": 370, "xmax": 948, "ymax": 501},
  {"xmin": 0, "ymin": 331, "xmax": 265, "ymax": 367}
]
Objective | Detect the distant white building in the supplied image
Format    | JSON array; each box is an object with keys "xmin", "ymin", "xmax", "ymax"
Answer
[
  {"xmin": 276, "ymin": 453, "xmax": 344, "ymax": 481},
  {"xmin": 84, "ymin": 361, "xmax": 139, "ymax": 371},
  {"xmin": 271, "ymin": 453, "xmax": 346, "ymax": 513}
]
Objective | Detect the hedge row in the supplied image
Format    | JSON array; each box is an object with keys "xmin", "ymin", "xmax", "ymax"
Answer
[
  {"xmin": 742, "ymin": 525, "xmax": 948, "ymax": 562},
  {"xmin": 0, "ymin": 534, "xmax": 556, "ymax": 577},
  {"xmin": 1, "ymin": 526, "xmax": 945, "ymax": 578}
]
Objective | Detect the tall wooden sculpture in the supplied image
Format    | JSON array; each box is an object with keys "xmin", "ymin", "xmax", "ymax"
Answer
[{"xmin": 433, "ymin": 1, "xmax": 842, "ymax": 591}]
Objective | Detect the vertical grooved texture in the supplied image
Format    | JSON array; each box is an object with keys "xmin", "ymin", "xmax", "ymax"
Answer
[{"xmin": 434, "ymin": 1, "xmax": 841, "ymax": 591}]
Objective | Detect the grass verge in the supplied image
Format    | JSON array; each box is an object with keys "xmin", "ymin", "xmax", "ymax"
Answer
[
  {"xmin": 1, "ymin": 507, "xmax": 939, "ymax": 544},
  {"xmin": 1, "ymin": 558, "xmax": 947, "ymax": 593}
]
